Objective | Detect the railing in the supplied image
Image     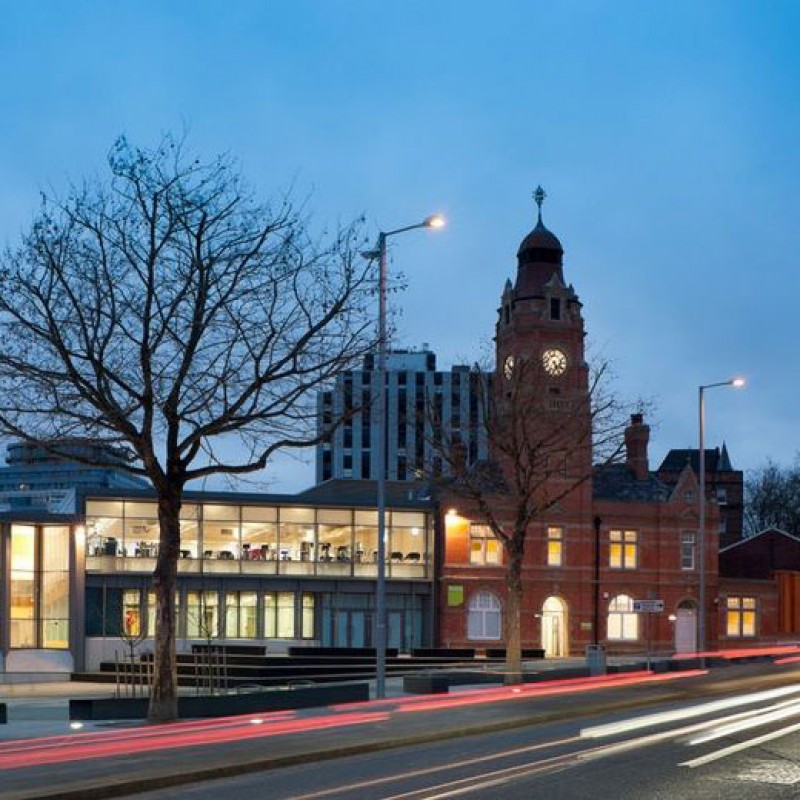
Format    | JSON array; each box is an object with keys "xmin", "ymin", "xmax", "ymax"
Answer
[{"xmin": 86, "ymin": 552, "xmax": 430, "ymax": 579}]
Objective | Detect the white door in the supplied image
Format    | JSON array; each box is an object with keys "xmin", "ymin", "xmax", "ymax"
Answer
[
  {"xmin": 541, "ymin": 597, "xmax": 567, "ymax": 657},
  {"xmin": 675, "ymin": 607, "xmax": 697, "ymax": 654}
]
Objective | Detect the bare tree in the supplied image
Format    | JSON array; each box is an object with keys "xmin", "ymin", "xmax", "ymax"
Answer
[
  {"xmin": 744, "ymin": 458, "xmax": 800, "ymax": 536},
  {"xmin": 433, "ymin": 356, "xmax": 633, "ymax": 682},
  {"xmin": 0, "ymin": 135, "xmax": 376, "ymax": 720}
]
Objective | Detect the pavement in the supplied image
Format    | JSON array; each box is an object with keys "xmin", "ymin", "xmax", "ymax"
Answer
[{"xmin": 1, "ymin": 658, "xmax": 800, "ymax": 800}]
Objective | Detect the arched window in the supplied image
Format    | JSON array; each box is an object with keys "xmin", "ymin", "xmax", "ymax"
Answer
[
  {"xmin": 467, "ymin": 591, "xmax": 502, "ymax": 640},
  {"xmin": 607, "ymin": 594, "xmax": 638, "ymax": 641}
]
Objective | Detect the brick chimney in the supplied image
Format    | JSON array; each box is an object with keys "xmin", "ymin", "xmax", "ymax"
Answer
[{"xmin": 625, "ymin": 413, "xmax": 650, "ymax": 481}]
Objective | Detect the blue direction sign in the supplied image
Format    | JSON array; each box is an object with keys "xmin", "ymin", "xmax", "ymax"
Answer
[{"xmin": 633, "ymin": 599, "xmax": 665, "ymax": 613}]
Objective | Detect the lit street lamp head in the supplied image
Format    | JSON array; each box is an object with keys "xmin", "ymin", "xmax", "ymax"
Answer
[
  {"xmin": 423, "ymin": 214, "xmax": 446, "ymax": 229},
  {"xmin": 732, "ymin": 377, "xmax": 746, "ymax": 388}
]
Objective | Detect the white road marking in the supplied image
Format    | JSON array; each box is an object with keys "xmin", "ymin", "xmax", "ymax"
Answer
[{"xmin": 681, "ymin": 720, "xmax": 800, "ymax": 768}]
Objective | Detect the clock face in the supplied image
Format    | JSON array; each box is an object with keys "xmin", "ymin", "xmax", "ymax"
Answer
[
  {"xmin": 503, "ymin": 354, "xmax": 515, "ymax": 380},
  {"xmin": 542, "ymin": 348, "xmax": 568, "ymax": 376}
]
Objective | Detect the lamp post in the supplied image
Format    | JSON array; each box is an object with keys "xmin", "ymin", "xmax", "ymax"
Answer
[
  {"xmin": 697, "ymin": 377, "xmax": 745, "ymax": 652},
  {"xmin": 365, "ymin": 214, "xmax": 444, "ymax": 699}
]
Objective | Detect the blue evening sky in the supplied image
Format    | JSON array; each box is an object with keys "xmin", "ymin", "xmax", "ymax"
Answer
[{"xmin": 1, "ymin": 1, "xmax": 798, "ymax": 491}]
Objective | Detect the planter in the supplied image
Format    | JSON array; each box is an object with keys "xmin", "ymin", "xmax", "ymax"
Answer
[
  {"xmin": 70, "ymin": 682, "xmax": 369, "ymax": 721},
  {"xmin": 403, "ymin": 674, "xmax": 450, "ymax": 694}
]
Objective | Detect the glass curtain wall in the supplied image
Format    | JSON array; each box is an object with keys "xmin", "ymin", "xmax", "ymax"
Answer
[
  {"xmin": 225, "ymin": 591, "xmax": 258, "ymax": 638},
  {"xmin": 389, "ymin": 512, "xmax": 427, "ymax": 576},
  {"xmin": 41, "ymin": 526, "xmax": 70, "ymax": 648},
  {"xmin": 85, "ymin": 500, "xmax": 430, "ymax": 579},
  {"xmin": 10, "ymin": 525, "xmax": 36, "ymax": 648},
  {"xmin": 202, "ymin": 505, "xmax": 240, "ymax": 570},
  {"xmin": 10, "ymin": 524, "xmax": 70, "ymax": 649},
  {"xmin": 277, "ymin": 508, "xmax": 315, "ymax": 575},
  {"xmin": 241, "ymin": 506, "xmax": 278, "ymax": 562}
]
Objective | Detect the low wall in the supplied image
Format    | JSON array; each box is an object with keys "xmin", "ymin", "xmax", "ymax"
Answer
[
  {"xmin": 70, "ymin": 681, "xmax": 369, "ymax": 720},
  {"xmin": 5, "ymin": 650, "xmax": 73, "ymax": 674}
]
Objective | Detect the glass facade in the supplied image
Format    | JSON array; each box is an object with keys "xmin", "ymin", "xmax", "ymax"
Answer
[
  {"xmin": 10, "ymin": 524, "xmax": 70, "ymax": 649},
  {"xmin": 10, "ymin": 525, "xmax": 36, "ymax": 648},
  {"xmin": 319, "ymin": 592, "xmax": 425, "ymax": 650},
  {"xmin": 89, "ymin": 587, "xmax": 317, "ymax": 641},
  {"xmin": 85, "ymin": 501, "xmax": 432, "ymax": 579}
]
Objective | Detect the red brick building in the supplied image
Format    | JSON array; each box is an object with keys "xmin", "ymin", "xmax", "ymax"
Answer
[
  {"xmin": 719, "ymin": 528, "xmax": 800, "ymax": 643},
  {"xmin": 438, "ymin": 193, "xmax": 727, "ymax": 657}
]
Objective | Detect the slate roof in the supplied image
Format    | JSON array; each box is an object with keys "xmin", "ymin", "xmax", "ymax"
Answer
[
  {"xmin": 592, "ymin": 464, "xmax": 671, "ymax": 503},
  {"xmin": 657, "ymin": 444, "xmax": 736, "ymax": 474},
  {"xmin": 78, "ymin": 479, "xmax": 433, "ymax": 512},
  {"xmin": 297, "ymin": 479, "xmax": 433, "ymax": 509}
]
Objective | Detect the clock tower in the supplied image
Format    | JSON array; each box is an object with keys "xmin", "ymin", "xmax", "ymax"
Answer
[{"xmin": 495, "ymin": 187, "xmax": 592, "ymax": 477}]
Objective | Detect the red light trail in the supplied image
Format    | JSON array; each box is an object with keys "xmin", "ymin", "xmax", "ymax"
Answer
[{"xmin": 0, "ymin": 646, "xmax": 795, "ymax": 774}]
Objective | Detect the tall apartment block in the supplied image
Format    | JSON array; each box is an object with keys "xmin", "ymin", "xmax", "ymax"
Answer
[{"xmin": 316, "ymin": 348, "xmax": 489, "ymax": 483}]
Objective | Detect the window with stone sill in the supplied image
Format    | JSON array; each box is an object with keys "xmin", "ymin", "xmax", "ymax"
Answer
[
  {"xmin": 467, "ymin": 591, "xmax": 502, "ymax": 640},
  {"xmin": 607, "ymin": 594, "xmax": 638, "ymax": 641},
  {"xmin": 726, "ymin": 596, "xmax": 756, "ymax": 637},
  {"xmin": 547, "ymin": 526, "xmax": 564, "ymax": 566},
  {"xmin": 469, "ymin": 524, "xmax": 502, "ymax": 566},
  {"xmin": 609, "ymin": 529, "xmax": 638, "ymax": 569},
  {"xmin": 680, "ymin": 532, "xmax": 696, "ymax": 571}
]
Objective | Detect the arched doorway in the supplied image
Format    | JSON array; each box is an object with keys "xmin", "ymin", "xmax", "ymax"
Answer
[
  {"xmin": 541, "ymin": 596, "xmax": 568, "ymax": 657},
  {"xmin": 675, "ymin": 599, "xmax": 698, "ymax": 653}
]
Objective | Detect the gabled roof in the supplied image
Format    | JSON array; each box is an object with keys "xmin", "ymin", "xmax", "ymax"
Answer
[
  {"xmin": 719, "ymin": 526, "xmax": 800, "ymax": 553},
  {"xmin": 666, "ymin": 462, "xmax": 698, "ymax": 504},
  {"xmin": 592, "ymin": 464, "xmax": 671, "ymax": 502}
]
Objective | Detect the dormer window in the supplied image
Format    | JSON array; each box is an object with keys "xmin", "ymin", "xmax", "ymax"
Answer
[
  {"xmin": 550, "ymin": 297, "xmax": 561, "ymax": 320},
  {"xmin": 504, "ymin": 305, "xmax": 510, "ymax": 324}
]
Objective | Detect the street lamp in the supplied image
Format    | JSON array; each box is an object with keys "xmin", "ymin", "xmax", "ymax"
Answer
[
  {"xmin": 364, "ymin": 213, "xmax": 445, "ymax": 699},
  {"xmin": 697, "ymin": 376, "xmax": 745, "ymax": 652}
]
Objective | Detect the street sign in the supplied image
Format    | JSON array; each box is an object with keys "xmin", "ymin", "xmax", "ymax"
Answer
[{"xmin": 633, "ymin": 599, "xmax": 665, "ymax": 613}]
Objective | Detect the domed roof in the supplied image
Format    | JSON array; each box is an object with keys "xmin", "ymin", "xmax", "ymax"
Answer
[{"xmin": 517, "ymin": 218, "xmax": 563, "ymax": 257}]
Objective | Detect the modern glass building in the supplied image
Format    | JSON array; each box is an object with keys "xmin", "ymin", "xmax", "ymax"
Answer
[{"xmin": 0, "ymin": 480, "xmax": 436, "ymax": 674}]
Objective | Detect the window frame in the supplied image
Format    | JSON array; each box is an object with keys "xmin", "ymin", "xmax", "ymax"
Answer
[
  {"xmin": 609, "ymin": 529, "xmax": 638, "ymax": 569},
  {"xmin": 469, "ymin": 524, "xmax": 502, "ymax": 566},
  {"xmin": 546, "ymin": 526, "xmax": 564, "ymax": 567},
  {"xmin": 10, "ymin": 524, "xmax": 71, "ymax": 650},
  {"xmin": 726, "ymin": 596, "xmax": 756, "ymax": 638},
  {"xmin": 680, "ymin": 531, "xmax": 696, "ymax": 571},
  {"xmin": 466, "ymin": 591, "xmax": 502, "ymax": 641},
  {"xmin": 607, "ymin": 594, "xmax": 639, "ymax": 641}
]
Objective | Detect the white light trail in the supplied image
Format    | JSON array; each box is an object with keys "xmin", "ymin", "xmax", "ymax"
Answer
[
  {"xmin": 681, "ymin": 720, "xmax": 800, "ymax": 768},
  {"xmin": 581, "ymin": 684, "xmax": 800, "ymax": 739},
  {"xmin": 687, "ymin": 699, "xmax": 800, "ymax": 745}
]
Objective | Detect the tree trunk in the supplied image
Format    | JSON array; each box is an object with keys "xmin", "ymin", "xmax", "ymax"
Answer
[
  {"xmin": 148, "ymin": 489, "xmax": 181, "ymax": 721},
  {"xmin": 504, "ymin": 541, "xmax": 524, "ymax": 685}
]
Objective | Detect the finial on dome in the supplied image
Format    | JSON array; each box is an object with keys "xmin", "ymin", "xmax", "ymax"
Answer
[{"xmin": 533, "ymin": 185, "xmax": 547, "ymax": 224}]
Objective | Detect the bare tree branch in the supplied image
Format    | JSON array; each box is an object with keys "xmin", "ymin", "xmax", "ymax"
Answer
[
  {"xmin": 0, "ymin": 133, "xmax": 378, "ymax": 720},
  {"xmin": 429, "ymin": 354, "xmax": 637, "ymax": 682}
]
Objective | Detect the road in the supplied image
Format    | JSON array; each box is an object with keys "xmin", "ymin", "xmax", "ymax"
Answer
[
  {"xmin": 3, "ymin": 664, "xmax": 800, "ymax": 799},
  {"xmin": 126, "ymin": 682, "xmax": 800, "ymax": 799}
]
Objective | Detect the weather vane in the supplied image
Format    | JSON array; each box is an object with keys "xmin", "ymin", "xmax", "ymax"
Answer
[{"xmin": 534, "ymin": 185, "xmax": 547, "ymax": 223}]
